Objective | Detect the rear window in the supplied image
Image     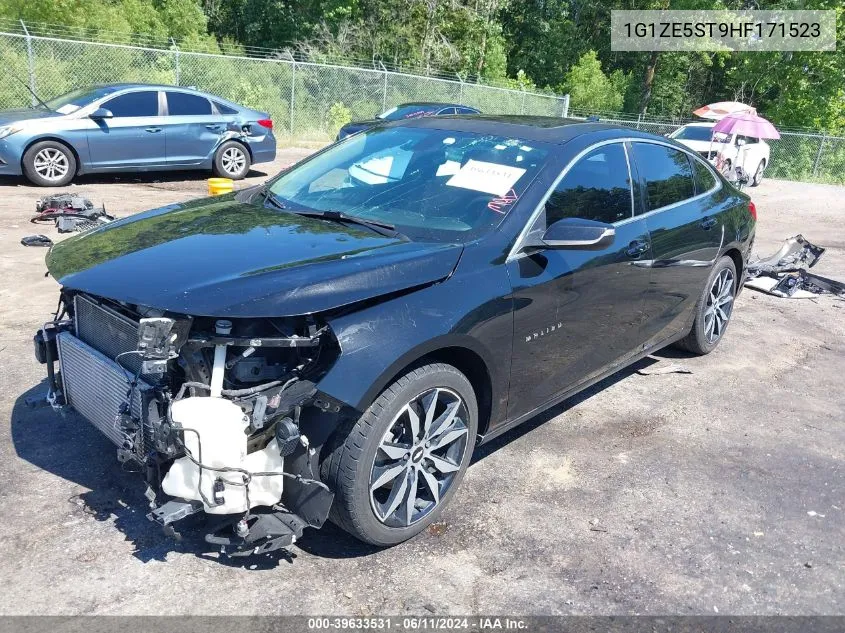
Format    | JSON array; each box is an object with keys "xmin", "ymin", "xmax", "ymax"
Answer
[
  {"xmin": 631, "ymin": 143, "xmax": 696, "ymax": 211},
  {"xmin": 214, "ymin": 101, "xmax": 239, "ymax": 115},
  {"xmin": 690, "ymin": 156, "xmax": 718, "ymax": 194},
  {"xmin": 166, "ymin": 91, "xmax": 212, "ymax": 116}
]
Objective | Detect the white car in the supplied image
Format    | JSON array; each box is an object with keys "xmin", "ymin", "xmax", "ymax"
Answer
[{"xmin": 668, "ymin": 122, "xmax": 770, "ymax": 186}]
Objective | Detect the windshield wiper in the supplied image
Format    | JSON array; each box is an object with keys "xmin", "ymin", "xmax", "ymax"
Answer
[
  {"xmin": 290, "ymin": 209, "xmax": 402, "ymax": 238},
  {"xmin": 257, "ymin": 184, "xmax": 287, "ymax": 209}
]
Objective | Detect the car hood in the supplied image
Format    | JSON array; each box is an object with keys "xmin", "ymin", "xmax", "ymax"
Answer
[
  {"xmin": 0, "ymin": 108, "xmax": 63, "ymax": 126},
  {"xmin": 46, "ymin": 194, "xmax": 464, "ymax": 317}
]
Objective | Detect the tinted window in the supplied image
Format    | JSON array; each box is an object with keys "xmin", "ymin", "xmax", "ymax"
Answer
[
  {"xmin": 545, "ymin": 144, "xmax": 632, "ymax": 226},
  {"xmin": 214, "ymin": 101, "xmax": 239, "ymax": 115},
  {"xmin": 631, "ymin": 143, "xmax": 695, "ymax": 211},
  {"xmin": 437, "ymin": 107, "xmax": 457, "ymax": 115},
  {"xmin": 167, "ymin": 91, "xmax": 212, "ymax": 116},
  {"xmin": 102, "ymin": 91, "xmax": 158, "ymax": 117},
  {"xmin": 690, "ymin": 157, "xmax": 718, "ymax": 194},
  {"xmin": 456, "ymin": 107, "xmax": 478, "ymax": 114}
]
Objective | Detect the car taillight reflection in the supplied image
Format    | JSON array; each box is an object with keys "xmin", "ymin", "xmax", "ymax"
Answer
[{"xmin": 748, "ymin": 200, "xmax": 757, "ymax": 221}]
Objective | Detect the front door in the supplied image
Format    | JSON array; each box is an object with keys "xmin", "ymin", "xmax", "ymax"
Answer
[
  {"xmin": 86, "ymin": 90, "xmax": 166, "ymax": 169},
  {"xmin": 628, "ymin": 142, "xmax": 725, "ymax": 347},
  {"xmin": 506, "ymin": 142, "xmax": 653, "ymax": 420},
  {"xmin": 162, "ymin": 91, "xmax": 228, "ymax": 165}
]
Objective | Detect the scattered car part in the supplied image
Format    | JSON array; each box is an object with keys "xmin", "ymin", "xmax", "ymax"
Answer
[
  {"xmin": 31, "ymin": 192, "xmax": 115, "ymax": 233},
  {"xmin": 20, "ymin": 234, "xmax": 53, "ymax": 247},
  {"xmin": 637, "ymin": 360, "xmax": 693, "ymax": 376},
  {"xmin": 745, "ymin": 235, "xmax": 843, "ymax": 299}
]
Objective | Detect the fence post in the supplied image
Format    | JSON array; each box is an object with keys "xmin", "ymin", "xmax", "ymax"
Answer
[
  {"xmin": 20, "ymin": 20, "xmax": 36, "ymax": 107},
  {"xmin": 636, "ymin": 113, "xmax": 642, "ymax": 130},
  {"xmin": 812, "ymin": 134, "xmax": 827, "ymax": 178},
  {"xmin": 290, "ymin": 58, "xmax": 296, "ymax": 138},
  {"xmin": 379, "ymin": 61, "xmax": 388, "ymax": 113},
  {"xmin": 455, "ymin": 73, "xmax": 464, "ymax": 105},
  {"xmin": 521, "ymin": 88, "xmax": 526, "ymax": 115},
  {"xmin": 171, "ymin": 38, "xmax": 180, "ymax": 86},
  {"xmin": 561, "ymin": 94, "xmax": 570, "ymax": 118}
]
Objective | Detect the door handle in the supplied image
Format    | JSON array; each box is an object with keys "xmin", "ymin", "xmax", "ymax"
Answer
[
  {"xmin": 700, "ymin": 216, "xmax": 718, "ymax": 230},
  {"xmin": 626, "ymin": 239, "xmax": 650, "ymax": 258},
  {"xmin": 145, "ymin": 127, "xmax": 162, "ymax": 133},
  {"xmin": 205, "ymin": 124, "xmax": 222, "ymax": 130}
]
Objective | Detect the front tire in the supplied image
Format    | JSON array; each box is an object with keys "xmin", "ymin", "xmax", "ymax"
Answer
[
  {"xmin": 23, "ymin": 140, "xmax": 76, "ymax": 187},
  {"xmin": 676, "ymin": 256, "xmax": 738, "ymax": 355},
  {"xmin": 212, "ymin": 141, "xmax": 251, "ymax": 179},
  {"xmin": 751, "ymin": 159, "xmax": 766, "ymax": 186},
  {"xmin": 322, "ymin": 363, "xmax": 478, "ymax": 546}
]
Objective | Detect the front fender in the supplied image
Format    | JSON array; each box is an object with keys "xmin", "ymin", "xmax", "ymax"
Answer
[{"xmin": 315, "ymin": 254, "xmax": 514, "ymax": 425}]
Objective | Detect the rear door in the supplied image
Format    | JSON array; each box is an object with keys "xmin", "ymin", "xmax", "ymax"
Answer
[
  {"xmin": 506, "ymin": 141, "xmax": 653, "ymax": 419},
  {"xmin": 629, "ymin": 141, "xmax": 724, "ymax": 346},
  {"xmin": 162, "ymin": 91, "xmax": 227, "ymax": 165},
  {"xmin": 86, "ymin": 90, "xmax": 166, "ymax": 169}
]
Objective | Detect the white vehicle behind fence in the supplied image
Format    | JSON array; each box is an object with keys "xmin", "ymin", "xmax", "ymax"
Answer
[{"xmin": 669, "ymin": 122, "xmax": 770, "ymax": 187}]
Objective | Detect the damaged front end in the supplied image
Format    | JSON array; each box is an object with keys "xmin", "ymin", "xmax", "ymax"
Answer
[{"xmin": 35, "ymin": 290, "xmax": 342, "ymax": 556}]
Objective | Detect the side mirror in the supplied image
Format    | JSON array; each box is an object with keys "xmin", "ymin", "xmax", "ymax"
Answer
[
  {"xmin": 90, "ymin": 108, "xmax": 113, "ymax": 120},
  {"xmin": 540, "ymin": 217, "xmax": 616, "ymax": 250}
]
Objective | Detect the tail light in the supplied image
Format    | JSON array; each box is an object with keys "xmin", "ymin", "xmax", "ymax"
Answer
[
  {"xmin": 748, "ymin": 200, "xmax": 757, "ymax": 221},
  {"xmin": 257, "ymin": 119, "xmax": 273, "ymax": 129}
]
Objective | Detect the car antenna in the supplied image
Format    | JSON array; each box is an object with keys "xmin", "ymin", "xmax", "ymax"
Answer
[{"xmin": 12, "ymin": 74, "xmax": 51, "ymax": 110}]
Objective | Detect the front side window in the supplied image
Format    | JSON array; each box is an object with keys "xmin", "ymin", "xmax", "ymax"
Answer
[
  {"xmin": 545, "ymin": 144, "xmax": 632, "ymax": 226},
  {"xmin": 631, "ymin": 143, "xmax": 695, "ymax": 211},
  {"xmin": 268, "ymin": 126, "xmax": 550, "ymax": 242},
  {"xmin": 166, "ymin": 91, "xmax": 212, "ymax": 116},
  {"xmin": 102, "ymin": 91, "xmax": 159, "ymax": 118}
]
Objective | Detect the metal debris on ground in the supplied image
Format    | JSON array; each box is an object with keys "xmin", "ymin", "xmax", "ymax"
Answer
[
  {"xmin": 745, "ymin": 235, "xmax": 845, "ymax": 299},
  {"xmin": 30, "ymin": 193, "xmax": 115, "ymax": 234},
  {"xmin": 637, "ymin": 359, "xmax": 693, "ymax": 376}
]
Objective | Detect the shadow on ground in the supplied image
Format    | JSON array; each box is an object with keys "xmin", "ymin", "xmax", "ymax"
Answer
[
  {"xmin": 0, "ymin": 168, "xmax": 268, "ymax": 189},
  {"xmin": 10, "ymin": 350, "xmax": 686, "ymax": 566}
]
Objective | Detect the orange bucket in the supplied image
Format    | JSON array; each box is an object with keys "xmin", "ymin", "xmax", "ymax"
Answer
[{"xmin": 208, "ymin": 177, "xmax": 234, "ymax": 196}]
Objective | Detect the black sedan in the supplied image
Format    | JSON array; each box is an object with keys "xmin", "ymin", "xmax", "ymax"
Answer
[
  {"xmin": 36, "ymin": 116, "xmax": 755, "ymax": 553},
  {"xmin": 336, "ymin": 101, "xmax": 480, "ymax": 140}
]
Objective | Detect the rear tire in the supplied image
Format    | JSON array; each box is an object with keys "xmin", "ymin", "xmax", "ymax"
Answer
[
  {"xmin": 675, "ymin": 256, "xmax": 738, "ymax": 355},
  {"xmin": 212, "ymin": 141, "xmax": 250, "ymax": 179},
  {"xmin": 321, "ymin": 363, "xmax": 478, "ymax": 546},
  {"xmin": 22, "ymin": 140, "xmax": 76, "ymax": 187}
]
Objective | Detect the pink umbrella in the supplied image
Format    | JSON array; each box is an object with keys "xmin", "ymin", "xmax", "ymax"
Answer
[{"xmin": 712, "ymin": 112, "xmax": 780, "ymax": 139}]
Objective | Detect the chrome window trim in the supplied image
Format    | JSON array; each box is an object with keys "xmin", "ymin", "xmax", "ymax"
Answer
[{"xmin": 507, "ymin": 136, "xmax": 722, "ymax": 261}]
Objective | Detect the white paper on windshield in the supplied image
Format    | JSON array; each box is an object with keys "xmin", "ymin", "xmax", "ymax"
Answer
[
  {"xmin": 446, "ymin": 160, "xmax": 526, "ymax": 196},
  {"xmin": 435, "ymin": 160, "xmax": 461, "ymax": 177}
]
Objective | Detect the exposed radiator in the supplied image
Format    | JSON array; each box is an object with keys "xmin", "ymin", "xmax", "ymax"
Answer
[
  {"xmin": 56, "ymin": 331, "xmax": 153, "ymax": 451},
  {"xmin": 74, "ymin": 294, "xmax": 143, "ymax": 376}
]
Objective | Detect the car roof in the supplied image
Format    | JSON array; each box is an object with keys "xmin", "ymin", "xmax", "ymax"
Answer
[
  {"xmin": 388, "ymin": 114, "xmax": 667, "ymax": 145},
  {"xmin": 397, "ymin": 102, "xmax": 478, "ymax": 109}
]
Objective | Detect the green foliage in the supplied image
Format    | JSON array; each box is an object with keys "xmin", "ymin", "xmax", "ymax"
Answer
[
  {"xmin": 563, "ymin": 51, "xmax": 627, "ymax": 112},
  {"xmin": 327, "ymin": 102, "xmax": 352, "ymax": 136}
]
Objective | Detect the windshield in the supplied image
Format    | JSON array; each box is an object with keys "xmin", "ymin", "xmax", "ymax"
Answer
[
  {"xmin": 268, "ymin": 126, "xmax": 550, "ymax": 242},
  {"xmin": 44, "ymin": 86, "xmax": 121, "ymax": 114},
  {"xmin": 672, "ymin": 125, "xmax": 730, "ymax": 143},
  {"xmin": 377, "ymin": 105, "xmax": 441, "ymax": 120}
]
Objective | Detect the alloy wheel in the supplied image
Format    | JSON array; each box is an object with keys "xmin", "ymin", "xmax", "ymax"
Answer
[
  {"xmin": 754, "ymin": 161, "xmax": 765, "ymax": 184},
  {"xmin": 33, "ymin": 148, "xmax": 69, "ymax": 182},
  {"xmin": 221, "ymin": 147, "xmax": 246, "ymax": 175},
  {"xmin": 704, "ymin": 268, "xmax": 735, "ymax": 344},
  {"xmin": 369, "ymin": 387, "xmax": 469, "ymax": 528}
]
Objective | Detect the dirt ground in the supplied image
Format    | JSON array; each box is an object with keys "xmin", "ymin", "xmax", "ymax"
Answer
[{"xmin": 0, "ymin": 151, "xmax": 842, "ymax": 615}]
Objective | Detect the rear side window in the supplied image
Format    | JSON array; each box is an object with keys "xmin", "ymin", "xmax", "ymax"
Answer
[
  {"xmin": 437, "ymin": 107, "xmax": 457, "ymax": 115},
  {"xmin": 545, "ymin": 143, "xmax": 632, "ymax": 225},
  {"xmin": 166, "ymin": 92, "xmax": 212, "ymax": 116},
  {"xmin": 456, "ymin": 107, "xmax": 478, "ymax": 114},
  {"xmin": 631, "ymin": 143, "xmax": 695, "ymax": 211},
  {"xmin": 214, "ymin": 101, "xmax": 239, "ymax": 115},
  {"xmin": 690, "ymin": 157, "xmax": 718, "ymax": 194},
  {"xmin": 102, "ymin": 91, "xmax": 158, "ymax": 117}
]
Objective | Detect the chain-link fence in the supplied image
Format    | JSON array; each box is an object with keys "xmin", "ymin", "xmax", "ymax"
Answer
[
  {"xmin": 569, "ymin": 108, "xmax": 845, "ymax": 185},
  {"xmin": 0, "ymin": 25, "xmax": 569, "ymax": 144}
]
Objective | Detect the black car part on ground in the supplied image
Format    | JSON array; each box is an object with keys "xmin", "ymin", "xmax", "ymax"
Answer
[
  {"xmin": 21, "ymin": 234, "xmax": 53, "ymax": 247},
  {"xmin": 745, "ymin": 235, "xmax": 844, "ymax": 298}
]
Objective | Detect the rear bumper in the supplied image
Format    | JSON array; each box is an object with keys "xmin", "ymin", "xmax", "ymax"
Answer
[{"xmin": 248, "ymin": 135, "xmax": 276, "ymax": 165}]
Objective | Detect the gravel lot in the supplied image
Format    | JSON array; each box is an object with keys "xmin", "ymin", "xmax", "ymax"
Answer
[{"xmin": 0, "ymin": 151, "xmax": 842, "ymax": 615}]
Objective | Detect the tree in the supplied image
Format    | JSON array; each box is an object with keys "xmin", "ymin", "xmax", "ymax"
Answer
[{"xmin": 563, "ymin": 50, "xmax": 628, "ymax": 112}]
